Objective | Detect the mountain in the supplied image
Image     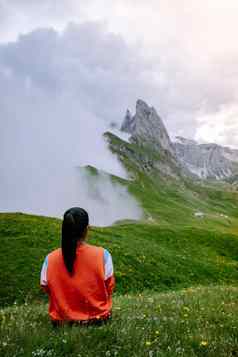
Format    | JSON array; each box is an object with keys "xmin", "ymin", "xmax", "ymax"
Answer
[
  {"xmin": 118, "ymin": 99, "xmax": 238, "ymax": 182},
  {"xmin": 226, "ymin": 173, "xmax": 238, "ymax": 188},
  {"xmin": 174, "ymin": 136, "xmax": 238, "ymax": 180},
  {"xmin": 121, "ymin": 99, "xmax": 176, "ymax": 157},
  {"xmin": 115, "ymin": 99, "xmax": 190, "ymax": 179}
]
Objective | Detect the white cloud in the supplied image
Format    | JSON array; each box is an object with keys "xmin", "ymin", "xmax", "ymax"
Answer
[
  {"xmin": 195, "ymin": 105, "xmax": 238, "ymax": 148},
  {"xmin": 1, "ymin": 1, "xmax": 238, "ymax": 144},
  {"xmin": 75, "ymin": 168, "xmax": 142, "ymax": 226},
  {"xmin": 1, "ymin": 1, "xmax": 238, "ymax": 221},
  {"xmin": 0, "ymin": 23, "xmax": 148, "ymax": 223}
]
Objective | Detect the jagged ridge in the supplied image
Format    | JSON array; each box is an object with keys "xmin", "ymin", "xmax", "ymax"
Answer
[
  {"xmin": 117, "ymin": 99, "xmax": 190, "ymax": 179},
  {"xmin": 118, "ymin": 99, "xmax": 238, "ymax": 182},
  {"xmin": 174, "ymin": 137, "xmax": 238, "ymax": 180}
]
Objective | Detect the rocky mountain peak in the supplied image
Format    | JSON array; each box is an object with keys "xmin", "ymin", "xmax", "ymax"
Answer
[
  {"xmin": 121, "ymin": 99, "xmax": 176, "ymax": 157},
  {"xmin": 118, "ymin": 99, "xmax": 238, "ymax": 182},
  {"xmin": 136, "ymin": 99, "xmax": 152, "ymax": 116},
  {"xmin": 120, "ymin": 109, "xmax": 135, "ymax": 134}
]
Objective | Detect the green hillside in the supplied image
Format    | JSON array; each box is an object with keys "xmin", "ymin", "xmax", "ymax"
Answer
[
  {"xmin": 105, "ymin": 132, "xmax": 238, "ymax": 229},
  {"xmin": 1, "ymin": 133, "xmax": 238, "ymax": 356},
  {"xmin": 1, "ymin": 286, "xmax": 237, "ymax": 357},
  {"xmin": 0, "ymin": 213, "xmax": 238, "ymax": 307}
]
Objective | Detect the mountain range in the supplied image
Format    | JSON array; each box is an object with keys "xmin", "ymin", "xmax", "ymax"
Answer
[{"xmin": 119, "ymin": 99, "xmax": 238, "ymax": 183}]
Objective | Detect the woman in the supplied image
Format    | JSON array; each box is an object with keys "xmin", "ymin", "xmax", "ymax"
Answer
[{"xmin": 40, "ymin": 207, "xmax": 115, "ymax": 325}]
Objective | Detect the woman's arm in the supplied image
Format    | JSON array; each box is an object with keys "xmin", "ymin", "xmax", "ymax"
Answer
[
  {"xmin": 104, "ymin": 249, "xmax": 115, "ymax": 296},
  {"xmin": 40, "ymin": 255, "xmax": 49, "ymax": 293}
]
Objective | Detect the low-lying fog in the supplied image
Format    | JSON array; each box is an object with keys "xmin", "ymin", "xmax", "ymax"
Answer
[
  {"xmin": 0, "ymin": 91, "xmax": 142, "ymax": 226},
  {"xmin": 0, "ymin": 25, "xmax": 146, "ymax": 225}
]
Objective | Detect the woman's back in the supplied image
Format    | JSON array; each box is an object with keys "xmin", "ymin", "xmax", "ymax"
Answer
[{"xmin": 40, "ymin": 207, "xmax": 115, "ymax": 323}]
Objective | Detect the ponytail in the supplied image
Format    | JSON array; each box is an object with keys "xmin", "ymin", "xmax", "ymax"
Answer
[{"xmin": 61, "ymin": 207, "xmax": 89, "ymax": 275}]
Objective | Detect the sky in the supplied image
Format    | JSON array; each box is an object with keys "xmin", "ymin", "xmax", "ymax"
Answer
[
  {"xmin": 0, "ymin": 0, "xmax": 237, "ymax": 145},
  {"xmin": 0, "ymin": 1, "xmax": 238, "ymax": 222}
]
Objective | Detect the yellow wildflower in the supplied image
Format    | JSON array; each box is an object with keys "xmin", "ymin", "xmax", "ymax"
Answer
[{"xmin": 200, "ymin": 341, "xmax": 208, "ymax": 347}]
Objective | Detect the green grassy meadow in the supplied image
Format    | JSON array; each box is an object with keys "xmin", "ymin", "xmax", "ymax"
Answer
[
  {"xmin": 0, "ymin": 209, "xmax": 238, "ymax": 356},
  {"xmin": 1, "ymin": 285, "xmax": 237, "ymax": 356},
  {"xmin": 0, "ymin": 213, "xmax": 238, "ymax": 306},
  {"xmin": 1, "ymin": 135, "xmax": 238, "ymax": 356}
]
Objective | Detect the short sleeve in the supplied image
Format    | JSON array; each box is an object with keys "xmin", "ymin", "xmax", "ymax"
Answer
[
  {"xmin": 40, "ymin": 255, "xmax": 48, "ymax": 286},
  {"xmin": 104, "ymin": 249, "xmax": 113, "ymax": 280}
]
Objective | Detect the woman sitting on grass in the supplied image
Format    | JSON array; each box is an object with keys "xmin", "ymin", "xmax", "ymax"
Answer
[{"xmin": 40, "ymin": 207, "xmax": 115, "ymax": 326}]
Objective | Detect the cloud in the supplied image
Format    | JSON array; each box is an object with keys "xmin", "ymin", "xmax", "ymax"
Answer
[
  {"xmin": 0, "ymin": 0, "xmax": 80, "ymax": 41},
  {"xmin": 0, "ymin": 23, "xmax": 148, "ymax": 223},
  {"xmin": 1, "ymin": 1, "xmax": 238, "ymax": 145},
  {"xmin": 1, "ymin": 2, "xmax": 238, "ymax": 221},
  {"xmin": 195, "ymin": 105, "xmax": 238, "ymax": 148},
  {"xmin": 75, "ymin": 168, "xmax": 142, "ymax": 226}
]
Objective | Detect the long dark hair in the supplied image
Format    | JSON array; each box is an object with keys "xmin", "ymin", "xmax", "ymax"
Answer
[{"xmin": 61, "ymin": 207, "xmax": 89, "ymax": 275}]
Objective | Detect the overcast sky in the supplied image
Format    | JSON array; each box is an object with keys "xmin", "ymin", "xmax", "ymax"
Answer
[
  {"xmin": 1, "ymin": 0, "xmax": 238, "ymax": 146},
  {"xmin": 0, "ymin": 1, "xmax": 238, "ymax": 221}
]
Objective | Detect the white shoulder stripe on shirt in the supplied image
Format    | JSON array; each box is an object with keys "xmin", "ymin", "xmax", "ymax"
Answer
[
  {"xmin": 104, "ymin": 249, "xmax": 113, "ymax": 280},
  {"xmin": 40, "ymin": 256, "xmax": 48, "ymax": 286}
]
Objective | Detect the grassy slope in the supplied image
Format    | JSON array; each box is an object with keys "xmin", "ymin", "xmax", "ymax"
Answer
[
  {"xmin": 1, "ymin": 133, "xmax": 238, "ymax": 356},
  {"xmin": 105, "ymin": 132, "xmax": 238, "ymax": 229},
  {"xmin": 0, "ymin": 213, "xmax": 238, "ymax": 306},
  {"xmin": 1, "ymin": 286, "xmax": 237, "ymax": 357}
]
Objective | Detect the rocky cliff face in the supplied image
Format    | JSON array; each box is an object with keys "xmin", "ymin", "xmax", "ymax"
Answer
[
  {"xmin": 174, "ymin": 137, "xmax": 238, "ymax": 180},
  {"xmin": 110, "ymin": 99, "xmax": 238, "ymax": 182},
  {"xmin": 106, "ymin": 100, "xmax": 188, "ymax": 179},
  {"xmin": 120, "ymin": 109, "xmax": 135, "ymax": 133},
  {"xmin": 121, "ymin": 100, "xmax": 176, "ymax": 158}
]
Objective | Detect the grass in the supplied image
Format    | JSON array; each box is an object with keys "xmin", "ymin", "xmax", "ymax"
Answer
[
  {"xmin": 0, "ymin": 213, "xmax": 238, "ymax": 306},
  {"xmin": 1, "ymin": 132, "xmax": 238, "ymax": 356},
  {"xmin": 1, "ymin": 286, "xmax": 237, "ymax": 357}
]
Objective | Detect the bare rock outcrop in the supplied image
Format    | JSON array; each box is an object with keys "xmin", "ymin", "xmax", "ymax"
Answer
[{"xmin": 174, "ymin": 137, "xmax": 238, "ymax": 180}]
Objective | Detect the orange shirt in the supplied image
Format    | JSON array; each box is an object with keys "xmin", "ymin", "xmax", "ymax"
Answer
[{"xmin": 41, "ymin": 243, "xmax": 115, "ymax": 321}]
